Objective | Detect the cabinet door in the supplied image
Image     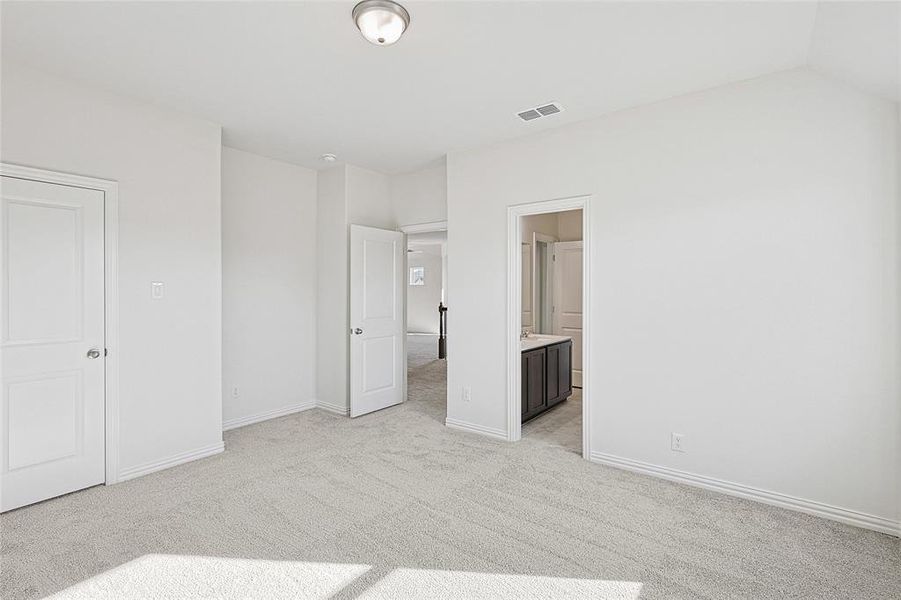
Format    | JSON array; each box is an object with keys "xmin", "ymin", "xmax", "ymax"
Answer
[
  {"xmin": 522, "ymin": 348, "xmax": 546, "ymax": 417},
  {"xmin": 521, "ymin": 353, "xmax": 528, "ymax": 417},
  {"xmin": 546, "ymin": 343, "xmax": 560, "ymax": 404},
  {"xmin": 558, "ymin": 341, "xmax": 572, "ymax": 399},
  {"xmin": 547, "ymin": 341, "xmax": 573, "ymax": 405}
]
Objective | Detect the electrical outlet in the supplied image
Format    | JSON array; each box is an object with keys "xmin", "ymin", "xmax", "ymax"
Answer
[
  {"xmin": 232, "ymin": 386, "xmax": 240, "ymax": 398},
  {"xmin": 462, "ymin": 386, "xmax": 472, "ymax": 402},
  {"xmin": 671, "ymin": 433, "xmax": 685, "ymax": 453}
]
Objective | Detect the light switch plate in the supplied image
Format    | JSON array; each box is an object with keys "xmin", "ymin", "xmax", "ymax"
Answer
[{"xmin": 151, "ymin": 281, "xmax": 164, "ymax": 299}]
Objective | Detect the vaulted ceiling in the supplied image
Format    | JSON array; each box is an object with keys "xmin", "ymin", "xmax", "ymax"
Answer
[{"xmin": 2, "ymin": 2, "xmax": 897, "ymax": 174}]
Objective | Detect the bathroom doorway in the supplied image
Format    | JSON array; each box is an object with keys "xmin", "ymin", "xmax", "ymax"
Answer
[{"xmin": 507, "ymin": 197, "xmax": 591, "ymax": 458}]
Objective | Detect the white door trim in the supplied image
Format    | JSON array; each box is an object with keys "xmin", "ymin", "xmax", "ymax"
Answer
[
  {"xmin": 507, "ymin": 196, "xmax": 591, "ymax": 459},
  {"xmin": 0, "ymin": 163, "xmax": 121, "ymax": 485}
]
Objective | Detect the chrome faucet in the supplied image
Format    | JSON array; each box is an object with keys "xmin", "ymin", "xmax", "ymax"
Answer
[{"xmin": 520, "ymin": 328, "xmax": 531, "ymax": 340}]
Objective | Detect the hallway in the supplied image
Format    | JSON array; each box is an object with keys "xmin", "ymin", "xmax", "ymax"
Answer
[{"xmin": 405, "ymin": 334, "xmax": 446, "ymax": 424}]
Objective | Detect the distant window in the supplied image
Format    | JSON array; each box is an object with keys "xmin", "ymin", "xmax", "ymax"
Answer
[{"xmin": 409, "ymin": 266, "xmax": 425, "ymax": 286}]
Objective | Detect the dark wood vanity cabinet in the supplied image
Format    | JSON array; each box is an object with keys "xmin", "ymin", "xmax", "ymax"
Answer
[
  {"xmin": 522, "ymin": 339, "xmax": 572, "ymax": 423},
  {"xmin": 522, "ymin": 349, "xmax": 546, "ymax": 419}
]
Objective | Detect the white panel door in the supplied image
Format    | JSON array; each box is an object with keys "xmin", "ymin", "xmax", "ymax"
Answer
[
  {"xmin": 553, "ymin": 241, "xmax": 583, "ymax": 387},
  {"xmin": 1, "ymin": 176, "xmax": 105, "ymax": 512},
  {"xmin": 350, "ymin": 225, "xmax": 404, "ymax": 418}
]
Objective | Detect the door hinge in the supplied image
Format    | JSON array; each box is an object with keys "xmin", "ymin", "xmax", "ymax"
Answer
[{"xmin": 104, "ymin": 348, "xmax": 109, "ymax": 357}]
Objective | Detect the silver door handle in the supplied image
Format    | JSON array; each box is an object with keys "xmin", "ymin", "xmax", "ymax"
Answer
[
  {"xmin": 86, "ymin": 348, "xmax": 102, "ymax": 359},
  {"xmin": 353, "ymin": 328, "xmax": 363, "ymax": 335}
]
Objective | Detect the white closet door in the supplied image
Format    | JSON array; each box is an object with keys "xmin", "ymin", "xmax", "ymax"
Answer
[{"xmin": 1, "ymin": 176, "xmax": 106, "ymax": 512}]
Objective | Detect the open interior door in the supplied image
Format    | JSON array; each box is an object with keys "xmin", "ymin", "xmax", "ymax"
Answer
[
  {"xmin": 553, "ymin": 241, "xmax": 583, "ymax": 387},
  {"xmin": 349, "ymin": 225, "xmax": 405, "ymax": 417}
]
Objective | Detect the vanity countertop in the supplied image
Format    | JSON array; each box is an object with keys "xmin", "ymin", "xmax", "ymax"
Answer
[{"xmin": 520, "ymin": 334, "xmax": 572, "ymax": 352}]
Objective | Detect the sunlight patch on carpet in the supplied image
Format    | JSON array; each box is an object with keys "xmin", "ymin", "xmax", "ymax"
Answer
[
  {"xmin": 358, "ymin": 568, "xmax": 643, "ymax": 599},
  {"xmin": 44, "ymin": 554, "xmax": 642, "ymax": 599},
  {"xmin": 45, "ymin": 554, "xmax": 370, "ymax": 599}
]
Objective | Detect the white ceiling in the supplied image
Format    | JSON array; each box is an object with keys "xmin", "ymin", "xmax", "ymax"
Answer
[{"xmin": 1, "ymin": 2, "xmax": 895, "ymax": 174}]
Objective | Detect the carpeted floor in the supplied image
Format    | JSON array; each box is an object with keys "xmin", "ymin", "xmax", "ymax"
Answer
[{"xmin": 2, "ymin": 334, "xmax": 899, "ymax": 599}]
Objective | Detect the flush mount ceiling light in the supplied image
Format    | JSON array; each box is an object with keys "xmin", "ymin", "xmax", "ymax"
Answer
[
  {"xmin": 352, "ymin": 0, "xmax": 410, "ymax": 46},
  {"xmin": 320, "ymin": 153, "xmax": 337, "ymax": 162}
]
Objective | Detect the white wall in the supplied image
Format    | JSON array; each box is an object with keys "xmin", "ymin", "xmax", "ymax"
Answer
[
  {"xmin": 556, "ymin": 209, "xmax": 583, "ymax": 242},
  {"xmin": 221, "ymin": 147, "xmax": 317, "ymax": 428},
  {"xmin": 447, "ymin": 68, "xmax": 900, "ymax": 526},
  {"xmin": 808, "ymin": 1, "xmax": 900, "ymax": 103},
  {"xmin": 390, "ymin": 158, "xmax": 447, "ymax": 227},
  {"xmin": 1, "ymin": 62, "xmax": 224, "ymax": 476},
  {"xmin": 407, "ymin": 249, "xmax": 443, "ymax": 333},
  {"xmin": 316, "ymin": 166, "xmax": 349, "ymax": 413},
  {"xmin": 348, "ymin": 165, "xmax": 393, "ymax": 230},
  {"xmin": 316, "ymin": 164, "xmax": 396, "ymax": 413}
]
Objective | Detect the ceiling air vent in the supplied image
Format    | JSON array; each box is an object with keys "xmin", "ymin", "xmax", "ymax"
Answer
[
  {"xmin": 517, "ymin": 102, "xmax": 564, "ymax": 122},
  {"xmin": 536, "ymin": 103, "xmax": 561, "ymax": 116}
]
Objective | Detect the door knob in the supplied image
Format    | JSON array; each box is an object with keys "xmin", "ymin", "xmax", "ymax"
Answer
[
  {"xmin": 353, "ymin": 328, "xmax": 363, "ymax": 335},
  {"xmin": 86, "ymin": 348, "xmax": 102, "ymax": 359}
]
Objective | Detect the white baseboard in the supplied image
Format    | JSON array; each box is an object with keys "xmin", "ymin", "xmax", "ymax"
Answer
[
  {"xmin": 445, "ymin": 418, "xmax": 508, "ymax": 441},
  {"xmin": 118, "ymin": 441, "xmax": 225, "ymax": 483},
  {"xmin": 590, "ymin": 451, "xmax": 900, "ymax": 537},
  {"xmin": 223, "ymin": 400, "xmax": 316, "ymax": 431},
  {"xmin": 316, "ymin": 399, "xmax": 349, "ymax": 415}
]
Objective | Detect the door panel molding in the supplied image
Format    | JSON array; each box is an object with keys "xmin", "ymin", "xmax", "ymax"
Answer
[
  {"xmin": 5, "ymin": 369, "xmax": 83, "ymax": 471},
  {"xmin": 0, "ymin": 162, "xmax": 120, "ymax": 492}
]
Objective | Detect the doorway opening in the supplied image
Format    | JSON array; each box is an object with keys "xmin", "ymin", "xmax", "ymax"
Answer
[
  {"xmin": 401, "ymin": 221, "xmax": 448, "ymax": 424},
  {"xmin": 507, "ymin": 197, "xmax": 590, "ymax": 458}
]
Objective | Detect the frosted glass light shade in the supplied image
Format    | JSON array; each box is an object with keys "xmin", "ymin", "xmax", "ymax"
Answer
[{"xmin": 353, "ymin": 0, "xmax": 410, "ymax": 46}]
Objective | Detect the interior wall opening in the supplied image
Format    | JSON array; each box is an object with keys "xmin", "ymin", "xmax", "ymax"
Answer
[
  {"xmin": 518, "ymin": 208, "xmax": 584, "ymax": 455},
  {"xmin": 404, "ymin": 226, "xmax": 448, "ymax": 424}
]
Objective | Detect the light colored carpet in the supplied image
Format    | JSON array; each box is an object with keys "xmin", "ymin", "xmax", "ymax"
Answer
[{"xmin": 2, "ymin": 334, "xmax": 899, "ymax": 599}]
